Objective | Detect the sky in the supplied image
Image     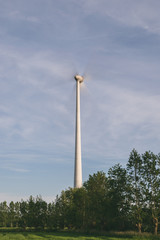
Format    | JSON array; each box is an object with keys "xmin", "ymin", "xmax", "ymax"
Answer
[{"xmin": 1, "ymin": 0, "xmax": 160, "ymax": 203}]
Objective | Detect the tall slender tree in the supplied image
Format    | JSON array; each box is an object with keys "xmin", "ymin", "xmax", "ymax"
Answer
[
  {"xmin": 14, "ymin": 202, "xmax": 20, "ymax": 227},
  {"xmin": 28, "ymin": 196, "xmax": 36, "ymax": 227},
  {"xmin": 127, "ymin": 149, "xmax": 143, "ymax": 233},
  {"xmin": 108, "ymin": 164, "xmax": 131, "ymax": 230},
  {"xmin": 47, "ymin": 202, "xmax": 55, "ymax": 229},
  {"xmin": 83, "ymin": 171, "xmax": 108, "ymax": 230},
  {"xmin": 8, "ymin": 201, "xmax": 15, "ymax": 227},
  {"xmin": 141, "ymin": 151, "xmax": 160, "ymax": 235},
  {"xmin": 0, "ymin": 201, "xmax": 8, "ymax": 227},
  {"xmin": 19, "ymin": 200, "xmax": 28, "ymax": 229}
]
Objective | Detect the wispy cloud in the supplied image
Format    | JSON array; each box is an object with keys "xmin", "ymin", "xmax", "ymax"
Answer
[
  {"xmin": 1, "ymin": 166, "xmax": 29, "ymax": 173},
  {"xmin": 83, "ymin": 0, "xmax": 160, "ymax": 34},
  {"xmin": 81, "ymin": 80, "xmax": 160, "ymax": 164}
]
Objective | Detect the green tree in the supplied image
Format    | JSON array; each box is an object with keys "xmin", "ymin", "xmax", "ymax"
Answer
[
  {"xmin": 8, "ymin": 201, "xmax": 15, "ymax": 227},
  {"xmin": 53, "ymin": 187, "xmax": 87, "ymax": 230},
  {"xmin": 72, "ymin": 187, "xmax": 87, "ymax": 229},
  {"xmin": 141, "ymin": 151, "xmax": 160, "ymax": 235},
  {"xmin": 60, "ymin": 188, "xmax": 75, "ymax": 229},
  {"xmin": 0, "ymin": 201, "xmax": 8, "ymax": 227},
  {"xmin": 28, "ymin": 196, "xmax": 36, "ymax": 227},
  {"xmin": 34, "ymin": 196, "xmax": 47, "ymax": 229},
  {"xmin": 54, "ymin": 195, "xmax": 61, "ymax": 229},
  {"xmin": 19, "ymin": 200, "xmax": 28, "ymax": 229},
  {"xmin": 127, "ymin": 149, "xmax": 144, "ymax": 233},
  {"xmin": 14, "ymin": 202, "xmax": 20, "ymax": 227},
  {"xmin": 47, "ymin": 202, "xmax": 55, "ymax": 229},
  {"xmin": 84, "ymin": 171, "xmax": 108, "ymax": 230},
  {"xmin": 108, "ymin": 164, "xmax": 131, "ymax": 231}
]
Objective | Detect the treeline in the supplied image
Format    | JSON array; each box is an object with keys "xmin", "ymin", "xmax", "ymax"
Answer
[{"xmin": 0, "ymin": 149, "xmax": 160, "ymax": 234}]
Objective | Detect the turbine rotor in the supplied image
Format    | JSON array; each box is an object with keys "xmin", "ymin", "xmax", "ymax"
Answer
[{"xmin": 74, "ymin": 75, "xmax": 84, "ymax": 83}]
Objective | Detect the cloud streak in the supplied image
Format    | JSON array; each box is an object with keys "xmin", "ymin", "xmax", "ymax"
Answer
[{"xmin": 83, "ymin": 0, "xmax": 160, "ymax": 34}]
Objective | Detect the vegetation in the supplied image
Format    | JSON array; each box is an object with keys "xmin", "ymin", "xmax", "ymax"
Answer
[
  {"xmin": 0, "ymin": 231, "xmax": 159, "ymax": 240},
  {"xmin": 0, "ymin": 149, "xmax": 160, "ymax": 236}
]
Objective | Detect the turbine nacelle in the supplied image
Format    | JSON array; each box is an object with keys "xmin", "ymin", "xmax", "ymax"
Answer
[{"xmin": 74, "ymin": 75, "xmax": 84, "ymax": 83}]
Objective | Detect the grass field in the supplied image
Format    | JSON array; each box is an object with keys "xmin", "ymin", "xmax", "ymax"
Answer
[{"xmin": 0, "ymin": 231, "xmax": 159, "ymax": 240}]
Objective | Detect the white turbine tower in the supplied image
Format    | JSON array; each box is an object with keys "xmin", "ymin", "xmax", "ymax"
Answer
[{"xmin": 74, "ymin": 74, "xmax": 84, "ymax": 188}]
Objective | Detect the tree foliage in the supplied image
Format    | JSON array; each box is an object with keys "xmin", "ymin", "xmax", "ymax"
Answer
[{"xmin": 0, "ymin": 150, "xmax": 160, "ymax": 234}]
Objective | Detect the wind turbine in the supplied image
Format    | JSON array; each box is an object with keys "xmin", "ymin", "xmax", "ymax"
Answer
[{"xmin": 74, "ymin": 74, "xmax": 84, "ymax": 188}]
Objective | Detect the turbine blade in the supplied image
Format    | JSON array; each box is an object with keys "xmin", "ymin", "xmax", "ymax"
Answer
[
  {"xmin": 80, "ymin": 82, "xmax": 91, "ymax": 98},
  {"xmin": 67, "ymin": 83, "xmax": 76, "ymax": 113},
  {"xmin": 82, "ymin": 52, "xmax": 97, "ymax": 82}
]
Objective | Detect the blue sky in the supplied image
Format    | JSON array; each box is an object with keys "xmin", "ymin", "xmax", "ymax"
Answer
[{"xmin": 1, "ymin": 0, "xmax": 160, "ymax": 202}]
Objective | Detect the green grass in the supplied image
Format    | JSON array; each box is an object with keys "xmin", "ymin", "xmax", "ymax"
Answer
[{"xmin": 0, "ymin": 231, "xmax": 159, "ymax": 240}]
